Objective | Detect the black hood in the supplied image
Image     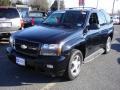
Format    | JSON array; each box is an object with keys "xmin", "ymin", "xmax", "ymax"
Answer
[{"xmin": 14, "ymin": 25, "xmax": 75, "ymax": 43}]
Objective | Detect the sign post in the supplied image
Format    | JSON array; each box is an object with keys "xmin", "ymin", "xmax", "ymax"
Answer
[{"xmin": 79, "ymin": 0, "xmax": 85, "ymax": 8}]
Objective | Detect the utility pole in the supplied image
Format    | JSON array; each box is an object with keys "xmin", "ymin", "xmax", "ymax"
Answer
[
  {"xmin": 57, "ymin": 0, "xmax": 60, "ymax": 10},
  {"xmin": 112, "ymin": 0, "xmax": 116, "ymax": 15},
  {"xmin": 96, "ymin": 0, "xmax": 99, "ymax": 8}
]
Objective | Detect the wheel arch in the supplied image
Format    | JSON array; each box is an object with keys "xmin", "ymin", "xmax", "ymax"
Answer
[{"xmin": 73, "ymin": 43, "xmax": 86, "ymax": 60}]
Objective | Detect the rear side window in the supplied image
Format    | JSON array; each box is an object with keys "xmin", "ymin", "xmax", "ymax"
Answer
[
  {"xmin": 0, "ymin": 8, "xmax": 19, "ymax": 19},
  {"xmin": 97, "ymin": 11, "xmax": 107, "ymax": 26}
]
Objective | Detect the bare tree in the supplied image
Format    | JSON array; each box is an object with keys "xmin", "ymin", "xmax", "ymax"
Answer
[
  {"xmin": 0, "ymin": 0, "xmax": 11, "ymax": 6},
  {"xmin": 60, "ymin": 0, "xmax": 65, "ymax": 10},
  {"xmin": 50, "ymin": 0, "xmax": 58, "ymax": 11},
  {"xmin": 50, "ymin": 0, "xmax": 65, "ymax": 11},
  {"xmin": 29, "ymin": 0, "xmax": 48, "ymax": 11},
  {"xmin": 118, "ymin": 10, "xmax": 120, "ymax": 24},
  {"xmin": 16, "ymin": 0, "xmax": 23, "ymax": 5}
]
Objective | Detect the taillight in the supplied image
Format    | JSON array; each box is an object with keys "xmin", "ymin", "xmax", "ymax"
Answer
[
  {"xmin": 31, "ymin": 18, "xmax": 35, "ymax": 25},
  {"xmin": 20, "ymin": 20, "xmax": 24, "ymax": 28}
]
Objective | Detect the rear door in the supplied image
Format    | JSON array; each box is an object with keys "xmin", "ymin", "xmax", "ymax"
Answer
[{"xmin": 97, "ymin": 10, "xmax": 113, "ymax": 48}]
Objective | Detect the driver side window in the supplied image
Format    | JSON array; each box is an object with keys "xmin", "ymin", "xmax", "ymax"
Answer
[
  {"xmin": 88, "ymin": 13, "xmax": 99, "ymax": 30},
  {"xmin": 89, "ymin": 13, "xmax": 99, "ymax": 25}
]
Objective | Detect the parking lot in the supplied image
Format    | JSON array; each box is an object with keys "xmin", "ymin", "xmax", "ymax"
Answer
[{"xmin": 0, "ymin": 25, "xmax": 120, "ymax": 90}]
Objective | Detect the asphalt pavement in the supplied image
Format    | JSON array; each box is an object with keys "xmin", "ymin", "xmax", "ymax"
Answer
[{"xmin": 0, "ymin": 25, "xmax": 120, "ymax": 90}]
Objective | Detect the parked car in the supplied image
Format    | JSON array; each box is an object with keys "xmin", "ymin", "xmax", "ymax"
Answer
[
  {"xmin": 7, "ymin": 8, "xmax": 114, "ymax": 80},
  {"xmin": 29, "ymin": 11, "xmax": 46, "ymax": 25},
  {"xmin": 112, "ymin": 16, "xmax": 120, "ymax": 25},
  {"xmin": 17, "ymin": 6, "xmax": 32, "ymax": 28},
  {"xmin": 0, "ymin": 7, "xmax": 31, "ymax": 39}
]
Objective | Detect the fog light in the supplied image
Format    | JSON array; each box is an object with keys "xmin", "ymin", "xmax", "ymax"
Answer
[{"xmin": 46, "ymin": 64, "xmax": 53, "ymax": 69}]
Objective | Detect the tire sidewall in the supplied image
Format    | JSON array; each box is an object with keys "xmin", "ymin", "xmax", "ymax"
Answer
[
  {"xmin": 67, "ymin": 49, "xmax": 83, "ymax": 80},
  {"xmin": 105, "ymin": 37, "xmax": 112, "ymax": 53}
]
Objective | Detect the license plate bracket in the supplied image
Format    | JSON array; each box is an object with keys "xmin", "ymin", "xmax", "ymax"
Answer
[
  {"xmin": 0, "ymin": 22, "xmax": 11, "ymax": 27},
  {"xmin": 16, "ymin": 57, "xmax": 25, "ymax": 66}
]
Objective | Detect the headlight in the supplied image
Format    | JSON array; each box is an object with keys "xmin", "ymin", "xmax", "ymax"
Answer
[
  {"xmin": 41, "ymin": 44, "xmax": 61, "ymax": 56},
  {"xmin": 9, "ymin": 36, "xmax": 15, "ymax": 48}
]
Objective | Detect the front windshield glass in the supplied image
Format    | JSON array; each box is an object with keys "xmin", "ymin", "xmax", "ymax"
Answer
[
  {"xmin": 17, "ymin": 8, "xmax": 29, "ymax": 18},
  {"xmin": 43, "ymin": 11, "xmax": 87, "ymax": 28},
  {"xmin": 43, "ymin": 12, "xmax": 63, "ymax": 25}
]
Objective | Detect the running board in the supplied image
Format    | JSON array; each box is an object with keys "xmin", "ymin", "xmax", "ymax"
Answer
[{"xmin": 84, "ymin": 48, "xmax": 104, "ymax": 63}]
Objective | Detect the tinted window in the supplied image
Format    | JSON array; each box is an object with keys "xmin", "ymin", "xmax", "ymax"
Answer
[
  {"xmin": 43, "ymin": 11, "xmax": 87, "ymax": 28},
  {"xmin": 43, "ymin": 12, "xmax": 64, "ymax": 25},
  {"xmin": 98, "ymin": 11, "xmax": 107, "ymax": 25},
  {"xmin": 89, "ymin": 13, "xmax": 99, "ymax": 24},
  {"xmin": 63, "ymin": 11, "xmax": 87, "ymax": 26},
  {"xmin": 0, "ymin": 8, "xmax": 19, "ymax": 19}
]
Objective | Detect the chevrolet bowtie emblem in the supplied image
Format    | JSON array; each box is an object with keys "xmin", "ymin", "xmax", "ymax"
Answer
[{"xmin": 21, "ymin": 45, "xmax": 27, "ymax": 49}]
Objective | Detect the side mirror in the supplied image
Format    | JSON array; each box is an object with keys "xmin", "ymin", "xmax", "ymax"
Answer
[{"xmin": 88, "ymin": 24, "xmax": 100, "ymax": 30}]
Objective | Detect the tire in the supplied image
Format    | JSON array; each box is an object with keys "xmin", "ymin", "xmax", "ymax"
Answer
[
  {"xmin": 0, "ymin": 38, "xmax": 1, "ymax": 40},
  {"xmin": 104, "ymin": 37, "xmax": 112, "ymax": 54},
  {"xmin": 64, "ymin": 49, "xmax": 83, "ymax": 80}
]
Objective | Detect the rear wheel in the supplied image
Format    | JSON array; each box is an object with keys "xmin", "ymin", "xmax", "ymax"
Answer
[
  {"xmin": 64, "ymin": 49, "xmax": 83, "ymax": 80},
  {"xmin": 104, "ymin": 37, "xmax": 112, "ymax": 54}
]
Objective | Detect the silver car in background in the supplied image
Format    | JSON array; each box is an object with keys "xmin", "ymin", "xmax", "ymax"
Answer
[{"xmin": 0, "ymin": 7, "xmax": 31, "ymax": 39}]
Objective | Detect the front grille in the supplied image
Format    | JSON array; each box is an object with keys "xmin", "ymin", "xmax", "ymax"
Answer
[{"xmin": 15, "ymin": 39, "xmax": 40, "ymax": 56}]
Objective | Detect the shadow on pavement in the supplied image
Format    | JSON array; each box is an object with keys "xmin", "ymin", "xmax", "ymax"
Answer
[
  {"xmin": 111, "ymin": 38, "xmax": 120, "ymax": 52},
  {"xmin": 117, "ymin": 58, "xmax": 120, "ymax": 64},
  {"xmin": 0, "ymin": 62, "xmax": 60, "ymax": 87},
  {"xmin": 116, "ymin": 38, "xmax": 120, "ymax": 43},
  {"xmin": 112, "ymin": 38, "xmax": 120, "ymax": 65},
  {"xmin": 111, "ymin": 44, "xmax": 120, "ymax": 52}
]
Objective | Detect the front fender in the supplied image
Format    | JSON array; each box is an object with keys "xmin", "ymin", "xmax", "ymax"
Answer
[{"xmin": 61, "ymin": 37, "xmax": 85, "ymax": 54}]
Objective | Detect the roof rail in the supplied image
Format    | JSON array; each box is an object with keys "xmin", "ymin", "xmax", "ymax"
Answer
[{"xmin": 68, "ymin": 7, "xmax": 96, "ymax": 10}]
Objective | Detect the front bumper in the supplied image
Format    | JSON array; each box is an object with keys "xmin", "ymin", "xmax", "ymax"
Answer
[{"xmin": 6, "ymin": 47, "xmax": 69, "ymax": 76}]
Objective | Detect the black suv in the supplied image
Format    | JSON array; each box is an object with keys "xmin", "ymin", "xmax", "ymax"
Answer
[{"xmin": 7, "ymin": 8, "xmax": 114, "ymax": 80}]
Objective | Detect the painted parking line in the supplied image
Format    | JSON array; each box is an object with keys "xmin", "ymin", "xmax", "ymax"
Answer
[
  {"xmin": 40, "ymin": 82, "xmax": 57, "ymax": 90},
  {"xmin": 40, "ymin": 79, "xmax": 60, "ymax": 90}
]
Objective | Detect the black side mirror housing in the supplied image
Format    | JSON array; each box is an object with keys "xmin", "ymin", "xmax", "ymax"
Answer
[{"xmin": 88, "ymin": 24, "xmax": 100, "ymax": 30}]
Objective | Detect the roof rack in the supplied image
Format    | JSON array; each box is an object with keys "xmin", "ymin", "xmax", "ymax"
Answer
[{"xmin": 68, "ymin": 7, "xmax": 96, "ymax": 10}]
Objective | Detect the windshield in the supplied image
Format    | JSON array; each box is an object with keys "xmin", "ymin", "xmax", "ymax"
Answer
[
  {"xmin": 17, "ymin": 8, "xmax": 29, "ymax": 18},
  {"xmin": 43, "ymin": 12, "xmax": 64, "ymax": 25},
  {"xmin": 43, "ymin": 11, "xmax": 87, "ymax": 28},
  {"xmin": 0, "ymin": 8, "xmax": 19, "ymax": 19}
]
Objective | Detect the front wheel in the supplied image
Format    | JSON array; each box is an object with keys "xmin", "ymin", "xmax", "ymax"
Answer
[
  {"xmin": 64, "ymin": 49, "xmax": 83, "ymax": 80},
  {"xmin": 104, "ymin": 37, "xmax": 112, "ymax": 54}
]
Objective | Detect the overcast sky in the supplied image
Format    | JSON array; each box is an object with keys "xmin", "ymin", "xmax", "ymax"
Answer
[
  {"xmin": 14, "ymin": 0, "xmax": 120, "ymax": 13},
  {"xmin": 49, "ymin": 0, "xmax": 120, "ymax": 13}
]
